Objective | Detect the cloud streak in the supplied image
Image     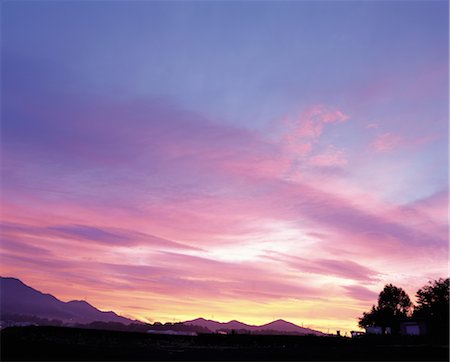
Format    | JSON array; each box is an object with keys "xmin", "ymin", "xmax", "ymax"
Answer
[{"xmin": 1, "ymin": 222, "xmax": 200, "ymax": 250}]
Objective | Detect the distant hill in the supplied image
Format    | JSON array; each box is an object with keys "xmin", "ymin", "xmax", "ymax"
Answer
[
  {"xmin": 183, "ymin": 317, "xmax": 325, "ymax": 336},
  {"xmin": 0, "ymin": 277, "xmax": 136, "ymax": 325}
]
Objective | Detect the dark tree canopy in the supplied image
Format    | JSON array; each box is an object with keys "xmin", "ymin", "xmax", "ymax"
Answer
[
  {"xmin": 359, "ymin": 305, "xmax": 381, "ymax": 329},
  {"xmin": 358, "ymin": 284, "xmax": 412, "ymax": 332},
  {"xmin": 413, "ymin": 278, "xmax": 449, "ymax": 340},
  {"xmin": 414, "ymin": 278, "xmax": 449, "ymax": 314},
  {"xmin": 359, "ymin": 278, "xmax": 449, "ymax": 339},
  {"xmin": 378, "ymin": 283, "xmax": 412, "ymax": 316}
]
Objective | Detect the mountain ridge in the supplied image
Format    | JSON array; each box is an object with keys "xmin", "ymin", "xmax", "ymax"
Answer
[
  {"xmin": 0, "ymin": 276, "xmax": 136, "ymax": 325},
  {"xmin": 183, "ymin": 317, "xmax": 325, "ymax": 335}
]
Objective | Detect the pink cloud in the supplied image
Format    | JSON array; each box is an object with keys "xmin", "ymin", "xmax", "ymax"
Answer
[
  {"xmin": 393, "ymin": 190, "xmax": 449, "ymax": 237},
  {"xmin": 278, "ymin": 105, "xmax": 350, "ymax": 175},
  {"xmin": 1, "ymin": 221, "xmax": 201, "ymax": 250},
  {"xmin": 366, "ymin": 123, "xmax": 379, "ymax": 129},
  {"xmin": 296, "ymin": 118, "xmax": 324, "ymax": 138},
  {"xmin": 3, "ymin": 117, "xmax": 445, "ymax": 254},
  {"xmin": 265, "ymin": 252, "xmax": 380, "ymax": 282},
  {"xmin": 370, "ymin": 132, "xmax": 402, "ymax": 153},
  {"xmin": 290, "ymin": 105, "xmax": 350, "ymax": 140},
  {"xmin": 283, "ymin": 141, "xmax": 313, "ymax": 158},
  {"xmin": 410, "ymin": 190, "xmax": 448, "ymax": 224},
  {"xmin": 302, "ymin": 105, "xmax": 350, "ymax": 124},
  {"xmin": 0, "ymin": 232, "xmax": 328, "ymax": 304},
  {"xmin": 350, "ymin": 62, "xmax": 448, "ymax": 110},
  {"xmin": 308, "ymin": 145, "xmax": 348, "ymax": 167},
  {"xmin": 342, "ymin": 285, "xmax": 379, "ymax": 302}
]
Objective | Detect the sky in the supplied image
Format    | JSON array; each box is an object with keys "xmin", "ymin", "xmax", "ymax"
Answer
[{"xmin": 1, "ymin": 0, "xmax": 448, "ymax": 334}]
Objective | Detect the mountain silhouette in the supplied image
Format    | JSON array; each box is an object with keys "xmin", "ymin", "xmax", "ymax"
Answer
[
  {"xmin": 183, "ymin": 317, "xmax": 325, "ymax": 335},
  {"xmin": 0, "ymin": 277, "xmax": 135, "ymax": 324},
  {"xmin": 1, "ymin": 277, "xmax": 325, "ymax": 335}
]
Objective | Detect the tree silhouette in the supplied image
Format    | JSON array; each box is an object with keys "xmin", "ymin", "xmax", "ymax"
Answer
[
  {"xmin": 358, "ymin": 284, "xmax": 412, "ymax": 334},
  {"xmin": 413, "ymin": 278, "xmax": 449, "ymax": 341},
  {"xmin": 378, "ymin": 283, "xmax": 412, "ymax": 316}
]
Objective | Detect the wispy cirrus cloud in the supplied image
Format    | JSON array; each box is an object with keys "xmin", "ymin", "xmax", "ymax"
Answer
[
  {"xmin": 342, "ymin": 285, "xmax": 379, "ymax": 302},
  {"xmin": 282, "ymin": 105, "xmax": 349, "ymax": 151},
  {"xmin": 308, "ymin": 145, "xmax": 348, "ymax": 167},
  {"xmin": 1, "ymin": 222, "xmax": 200, "ymax": 250},
  {"xmin": 2, "ymin": 91, "xmax": 445, "ymax": 279},
  {"xmin": 264, "ymin": 252, "xmax": 380, "ymax": 282},
  {"xmin": 370, "ymin": 132, "xmax": 403, "ymax": 153}
]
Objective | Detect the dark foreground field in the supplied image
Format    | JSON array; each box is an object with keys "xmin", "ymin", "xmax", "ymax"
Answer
[{"xmin": 1, "ymin": 326, "xmax": 448, "ymax": 361}]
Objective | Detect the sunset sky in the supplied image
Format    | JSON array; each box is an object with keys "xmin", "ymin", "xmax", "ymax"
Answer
[{"xmin": 1, "ymin": 1, "xmax": 448, "ymax": 334}]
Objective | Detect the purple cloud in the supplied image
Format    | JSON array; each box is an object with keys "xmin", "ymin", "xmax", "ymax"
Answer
[
  {"xmin": 342, "ymin": 285, "xmax": 379, "ymax": 302},
  {"xmin": 265, "ymin": 252, "xmax": 380, "ymax": 282}
]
